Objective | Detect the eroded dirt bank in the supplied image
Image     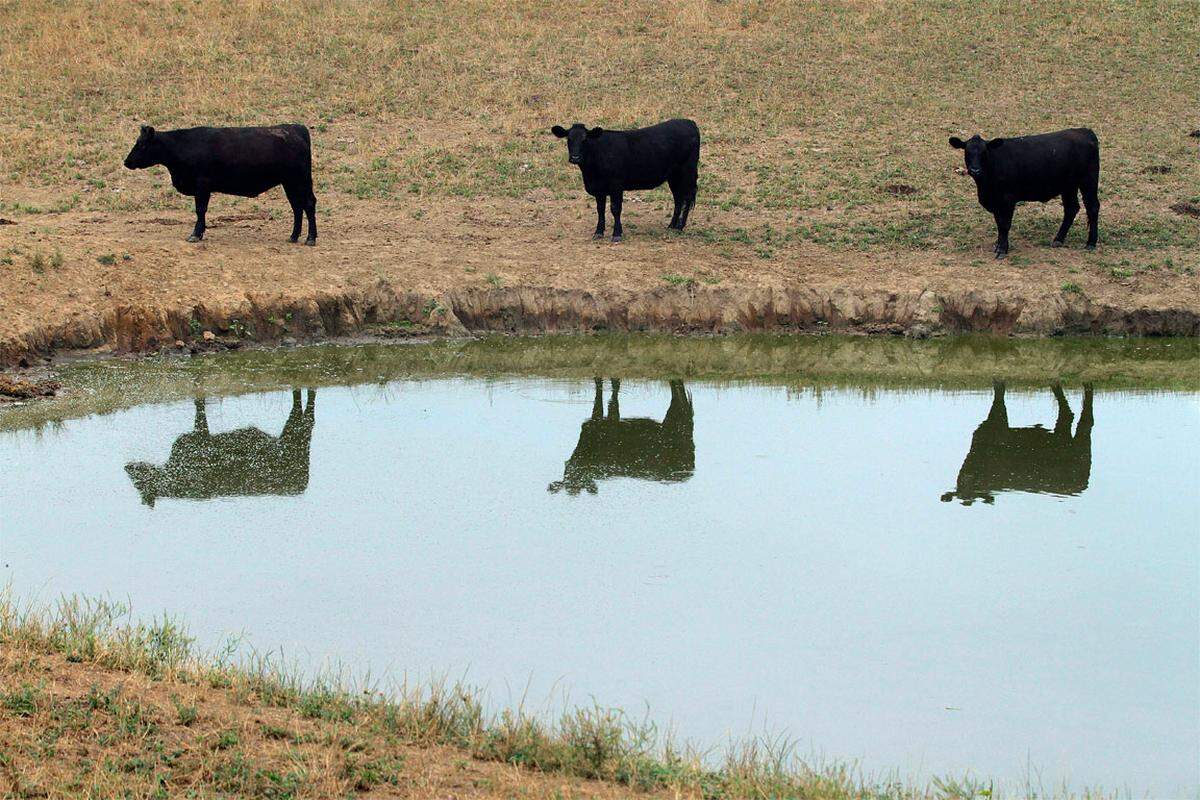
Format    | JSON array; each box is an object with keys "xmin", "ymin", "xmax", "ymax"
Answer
[{"xmin": 1, "ymin": 198, "xmax": 1197, "ymax": 367}]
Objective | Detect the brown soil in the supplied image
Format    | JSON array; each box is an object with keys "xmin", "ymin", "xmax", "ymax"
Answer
[
  {"xmin": 1, "ymin": 197, "xmax": 1197, "ymax": 367},
  {"xmin": 0, "ymin": 373, "xmax": 58, "ymax": 399},
  {"xmin": 0, "ymin": 645, "xmax": 660, "ymax": 799}
]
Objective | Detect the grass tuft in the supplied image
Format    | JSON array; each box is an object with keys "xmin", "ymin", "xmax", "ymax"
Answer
[{"xmin": 0, "ymin": 590, "xmax": 1112, "ymax": 799}]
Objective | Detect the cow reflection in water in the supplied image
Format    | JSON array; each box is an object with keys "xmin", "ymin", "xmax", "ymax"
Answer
[
  {"xmin": 549, "ymin": 379, "xmax": 694, "ymax": 495},
  {"xmin": 943, "ymin": 382, "xmax": 1094, "ymax": 505},
  {"xmin": 125, "ymin": 389, "xmax": 315, "ymax": 506}
]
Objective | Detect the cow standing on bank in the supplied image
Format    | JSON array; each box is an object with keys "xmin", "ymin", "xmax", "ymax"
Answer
[
  {"xmin": 551, "ymin": 119, "xmax": 700, "ymax": 242},
  {"xmin": 949, "ymin": 128, "xmax": 1099, "ymax": 258},
  {"xmin": 123, "ymin": 124, "xmax": 317, "ymax": 245}
]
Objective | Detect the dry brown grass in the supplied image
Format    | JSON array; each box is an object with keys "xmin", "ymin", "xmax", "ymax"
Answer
[
  {"xmin": 0, "ymin": 647, "xmax": 673, "ymax": 799},
  {"xmin": 0, "ymin": 0, "xmax": 1197, "ymax": 254},
  {"xmin": 2, "ymin": 594, "xmax": 1037, "ymax": 800}
]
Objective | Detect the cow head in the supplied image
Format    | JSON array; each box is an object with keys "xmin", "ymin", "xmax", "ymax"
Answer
[
  {"xmin": 547, "ymin": 476, "xmax": 599, "ymax": 496},
  {"xmin": 124, "ymin": 125, "xmax": 160, "ymax": 170},
  {"xmin": 124, "ymin": 462, "xmax": 161, "ymax": 507},
  {"xmin": 949, "ymin": 134, "xmax": 1005, "ymax": 178},
  {"xmin": 940, "ymin": 489, "xmax": 995, "ymax": 506},
  {"xmin": 551, "ymin": 123, "xmax": 604, "ymax": 165}
]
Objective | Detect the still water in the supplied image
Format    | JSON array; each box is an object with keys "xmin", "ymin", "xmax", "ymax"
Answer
[{"xmin": 1, "ymin": 339, "xmax": 1197, "ymax": 795}]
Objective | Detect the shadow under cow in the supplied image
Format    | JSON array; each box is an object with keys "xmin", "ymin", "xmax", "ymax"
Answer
[
  {"xmin": 549, "ymin": 378, "xmax": 694, "ymax": 495},
  {"xmin": 125, "ymin": 389, "xmax": 315, "ymax": 507},
  {"xmin": 943, "ymin": 381, "xmax": 1094, "ymax": 505}
]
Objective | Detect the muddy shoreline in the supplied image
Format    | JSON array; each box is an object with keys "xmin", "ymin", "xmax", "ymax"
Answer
[
  {"xmin": 2, "ymin": 202, "xmax": 1197, "ymax": 371},
  {"xmin": 4, "ymin": 281, "xmax": 1198, "ymax": 370}
]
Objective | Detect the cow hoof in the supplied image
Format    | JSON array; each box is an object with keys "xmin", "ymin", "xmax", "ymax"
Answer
[
  {"xmin": 289, "ymin": 236, "xmax": 300, "ymax": 244},
  {"xmin": 304, "ymin": 238, "xmax": 316, "ymax": 247},
  {"xmin": 611, "ymin": 235, "xmax": 622, "ymax": 244},
  {"xmin": 1085, "ymin": 243, "xmax": 1096, "ymax": 251},
  {"xmin": 186, "ymin": 234, "xmax": 202, "ymax": 243},
  {"xmin": 592, "ymin": 232, "xmax": 604, "ymax": 240},
  {"xmin": 1050, "ymin": 239, "xmax": 1066, "ymax": 248},
  {"xmin": 994, "ymin": 251, "xmax": 1008, "ymax": 260}
]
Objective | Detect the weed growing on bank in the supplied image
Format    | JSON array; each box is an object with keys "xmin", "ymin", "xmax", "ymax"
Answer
[{"xmin": 0, "ymin": 593, "xmax": 1116, "ymax": 799}]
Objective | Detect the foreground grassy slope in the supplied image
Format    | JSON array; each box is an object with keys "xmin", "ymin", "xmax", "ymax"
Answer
[
  {"xmin": 0, "ymin": 595, "xmax": 1030, "ymax": 800},
  {"xmin": 0, "ymin": 0, "xmax": 1197, "ymax": 262}
]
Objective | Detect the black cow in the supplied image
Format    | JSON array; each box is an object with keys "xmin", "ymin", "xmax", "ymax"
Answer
[
  {"xmin": 949, "ymin": 128, "xmax": 1099, "ymax": 257},
  {"xmin": 941, "ymin": 382, "xmax": 1094, "ymax": 505},
  {"xmin": 551, "ymin": 119, "xmax": 700, "ymax": 242},
  {"xmin": 123, "ymin": 124, "xmax": 317, "ymax": 245},
  {"xmin": 125, "ymin": 389, "xmax": 315, "ymax": 507},
  {"xmin": 549, "ymin": 379, "xmax": 694, "ymax": 495}
]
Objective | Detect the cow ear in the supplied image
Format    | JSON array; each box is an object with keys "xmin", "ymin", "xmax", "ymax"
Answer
[
  {"xmin": 948, "ymin": 136, "xmax": 965, "ymax": 149},
  {"xmin": 587, "ymin": 126, "xmax": 604, "ymax": 138},
  {"xmin": 140, "ymin": 125, "xmax": 155, "ymax": 137},
  {"xmin": 987, "ymin": 137, "xmax": 1005, "ymax": 149},
  {"xmin": 551, "ymin": 125, "xmax": 567, "ymax": 138}
]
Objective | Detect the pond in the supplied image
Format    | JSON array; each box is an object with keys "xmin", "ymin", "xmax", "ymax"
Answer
[{"xmin": 1, "ymin": 336, "xmax": 1197, "ymax": 796}]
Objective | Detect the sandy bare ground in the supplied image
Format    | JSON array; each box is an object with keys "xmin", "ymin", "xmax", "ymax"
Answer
[{"xmin": 1, "ymin": 195, "xmax": 1196, "ymax": 365}]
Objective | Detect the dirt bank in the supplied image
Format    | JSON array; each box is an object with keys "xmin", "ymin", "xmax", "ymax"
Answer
[
  {"xmin": 1, "ymin": 197, "xmax": 1196, "ymax": 367},
  {"xmin": 1, "ymin": 594, "xmax": 942, "ymax": 800},
  {"xmin": 0, "ymin": 645, "xmax": 663, "ymax": 800}
]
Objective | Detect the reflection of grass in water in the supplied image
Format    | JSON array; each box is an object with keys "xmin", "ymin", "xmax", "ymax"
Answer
[
  {"xmin": 0, "ymin": 593, "xmax": 1066, "ymax": 799},
  {"xmin": 2, "ymin": 334, "xmax": 1196, "ymax": 434}
]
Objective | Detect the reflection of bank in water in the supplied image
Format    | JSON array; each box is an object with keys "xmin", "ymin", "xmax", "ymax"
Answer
[
  {"xmin": 943, "ymin": 382, "xmax": 1093, "ymax": 505},
  {"xmin": 125, "ymin": 389, "xmax": 315, "ymax": 507},
  {"xmin": 549, "ymin": 378, "xmax": 694, "ymax": 496}
]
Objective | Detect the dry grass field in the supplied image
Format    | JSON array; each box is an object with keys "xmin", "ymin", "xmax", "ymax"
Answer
[
  {"xmin": 0, "ymin": 1, "xmax": 1196, "ymax": 362},
  {"xmin": 0, "ymin": 0, "xmax": 1196, "ymax": 260}
]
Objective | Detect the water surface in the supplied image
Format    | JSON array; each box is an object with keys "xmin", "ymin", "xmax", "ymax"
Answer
[{"xmin": 2, "ymin": 337, "xmax": 1197, "ymax": 795}]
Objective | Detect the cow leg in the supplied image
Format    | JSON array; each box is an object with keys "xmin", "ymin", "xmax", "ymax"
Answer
[
  {"xmin": 1051, "ymin": 382, "xmax": 1074, "ymax": 435},
  {"xmin": 610, "ymin": 191, "xmax": 623, "ymax": 243},
  {"xmin": 284, "ymin": 184, "xmax": 304, "ymax": 243},
  {"xmin": 992, "ymin": 204, "xmax": 1013, "ymax": 258},
  {"xmin": 677, "ymin": 162, "xmax": 698, "ymax": 231},
  {"xmin": 1052, "ymin": 189, "xmax": 1080, "ymax": 247},
  {"xmin": 193, "ymin": 397, "xmax": 209, "ymax": 434},
  {"xmin": 1081, "ymin": 182, "xmax": 1099, "ymax": 250},
  {"xmin": 985, "ymin": 381, "xmax": 1008, "ymax": 426},
  {"xmin": 607, "ymin": 378, "xmax": 620, "ymax": 420},
  {"xmin": 679, "ymin": 197, "xmax": 694, "ymax": 231},
  {"xmin": 188, "ymin": 192, "xmax": 210, "ymax": 242},
  {"xmin": 663, "ymin": 380, "xmax": 693, "ymax": 430},
  {"xmin": 282, "ymin": 388, "xmax": 304, "ymax": 435},
  {"xmin": 304, "ymin": 190, "xmax": 317, "ymax": 246},
  {"xmin": 667, "ymin": 176, "xmax": 684, "ymax": 229},
  {"xmin": 592, "ymin": 194, "xmax": 606, "ymax": 239},
  {"xmin": 591, "ymin": 377, "xmax": 604, "ymax": 420},
  {"xmin": 1077, "ymin": 383, "xmax": 1094, "ymax": 438}
]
